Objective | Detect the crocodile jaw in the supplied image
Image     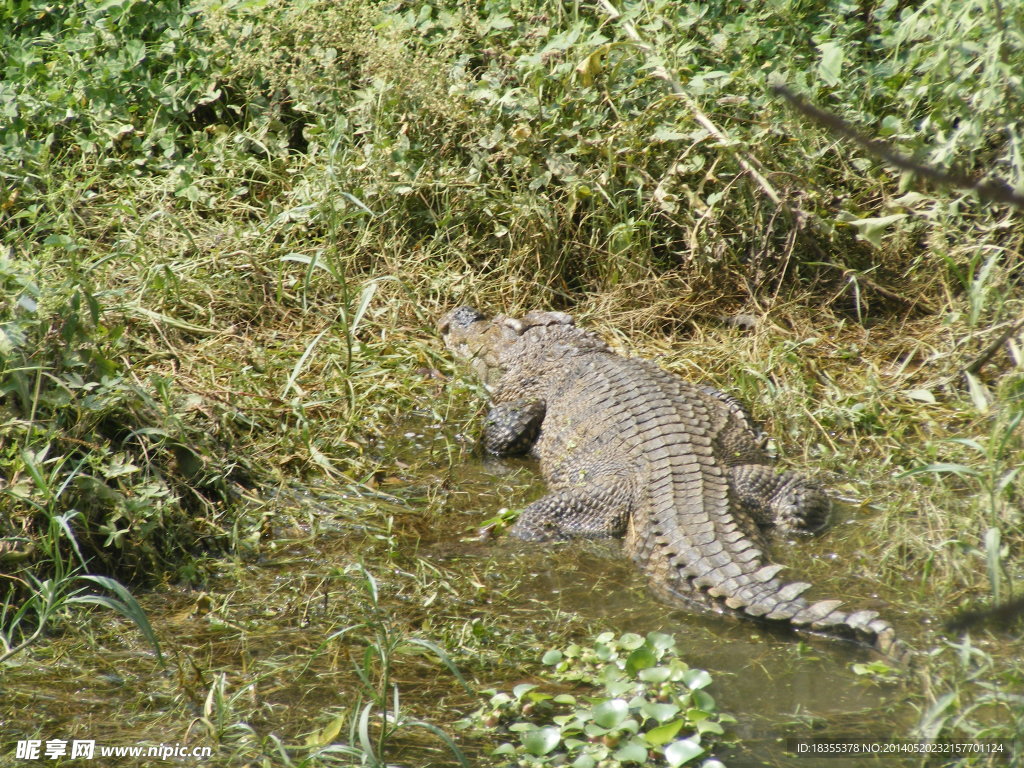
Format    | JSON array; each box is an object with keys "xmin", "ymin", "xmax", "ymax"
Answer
[{"xmin": 437, "ymin": 306, "xmax": 516, "ymax": 389}]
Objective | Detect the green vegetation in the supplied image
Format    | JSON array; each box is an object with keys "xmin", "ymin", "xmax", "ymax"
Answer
[
  {"xmin": 2, "ymin": 0, "xmax": 1022, "ymax": 764},
  {"xmin": 460, "ymin": 631, "xmax": 732, "ymax": 767}
]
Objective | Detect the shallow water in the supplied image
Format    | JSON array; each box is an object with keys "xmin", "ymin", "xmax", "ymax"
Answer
[
  {"xmin": 0, "ymin": 417, "xmax": 969, "ymax": 767},
  {"xmin": 423, "ymin": 431, "xmax": 922, "ymax": 768}
]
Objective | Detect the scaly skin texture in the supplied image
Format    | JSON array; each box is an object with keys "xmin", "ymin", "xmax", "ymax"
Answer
[{"xmin": 439, "ymin": 306, "xmax": 910, "ymax": 662}]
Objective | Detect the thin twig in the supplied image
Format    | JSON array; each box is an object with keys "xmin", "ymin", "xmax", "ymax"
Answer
[{"xmin": 963, "ymin": 315, "xmax": 1024, "ymax": 375}]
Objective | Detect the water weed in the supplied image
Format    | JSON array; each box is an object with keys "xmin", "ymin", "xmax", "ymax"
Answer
[{"xmin": 460, "ymin": 632, "xmax": 732, "ymax": 767}]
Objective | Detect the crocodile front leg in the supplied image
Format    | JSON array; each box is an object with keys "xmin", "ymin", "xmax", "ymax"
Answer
[
  {"xmin": 510, "ymin": 471, "xmax": 636, "ymax": 542},
  {"xmin": 730, "ymin": 464, "xmax": 830, "ymax": 534},
  {"xmin": 484, "ymin": 400, "xmax": 546, "ymax": 456}
]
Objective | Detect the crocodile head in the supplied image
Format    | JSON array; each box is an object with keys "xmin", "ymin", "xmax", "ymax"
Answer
[{"xmin": 438, "ymin": 306, "xmax": 585, "ymax": 388}]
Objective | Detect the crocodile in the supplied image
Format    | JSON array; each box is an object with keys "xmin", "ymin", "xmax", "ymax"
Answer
[{"xmin": 439, "ymin": 305, "xmax": 908, "ymax": 662}]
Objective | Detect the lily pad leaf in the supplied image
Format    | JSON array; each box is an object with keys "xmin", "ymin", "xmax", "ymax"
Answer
[
  {"xmin": 641, "ymin": 700, "xmax": 680, "ymax": 724},
  {"xmin": 613, "ymin": 740, "xmax": 649, "ymax": 763},
  {"xmin": 638, "ymin": 666, "xmax": 672, "ymax": 683},
  {"xmin": 542, "ymin": 649, "xmax": 564, "ymax": 665},
  {"xmin": 644, "ymin": 718, "xmax": 684, "ymax": 746},
  {"xmin": 664, "ymin": 737, "xmax": 705, "ymax": 766},
  {"xmin": 513, "ymin": 683, "xmax": 538, "ymax": 700},
  {"xmin": 522, "ymin": 726, "xmax": 562, "ymax": 756},
  {"xmin": 683, "ymin": 668, "xmax": 712, "ymax": 690},
  {"xmin": 626, "ymin": 645, "xmax": 657, "ymax": 675},
  {"xmin": 592, "ymin": 698, "xmax": 630, "ymax": 729}
]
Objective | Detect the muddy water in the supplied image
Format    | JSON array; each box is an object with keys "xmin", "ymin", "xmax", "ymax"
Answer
[
  {"xmin": 434, "ymin": 450, "xmax": 918, "ymax": 768},
  {"xmin": 0, "ymin": 418, "xmax": 928, "ymax": 768}
]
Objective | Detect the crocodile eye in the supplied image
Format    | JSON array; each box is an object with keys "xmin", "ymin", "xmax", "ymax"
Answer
[
  {"xmin": 450, "ymin": 306, "xmax": 484, "ymax": 328},
  {"xmin": 439, "ymin": 306, "xmax": 485, "ymax": 336}
]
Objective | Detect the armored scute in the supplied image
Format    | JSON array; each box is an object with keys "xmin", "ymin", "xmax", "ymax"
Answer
[{"xmin": 439, "ymin": 306, "xmax": 908, "ymax": 662}]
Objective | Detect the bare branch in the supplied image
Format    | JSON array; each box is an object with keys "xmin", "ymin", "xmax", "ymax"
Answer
[{"xmin": 773, "ymin": 84, "xmax": 1024, "ymax": 210}]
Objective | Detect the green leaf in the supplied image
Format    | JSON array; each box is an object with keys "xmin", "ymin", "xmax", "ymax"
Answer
[
  {"xmin": 902, "ymin": 388, "xmax": 936, "ymax": 403},
  {"xmin": 70, "ymin": 575, "xmax": 163, "ymax": 665},
  {"xmin": 879, "ymin": 115, "xmax": 905, "ymax": 136},
  {"xmin": 613, "ymin": 740, "xmax": 648, "ymax": 763},
  {"xmin": 483, "ymin": 14, "xmax": 514, "ymax": 32},
  {"xmin": 401, "ymin": 637, "xmax": 472, "ymax": 693},
  {"xmin": 965, "ymin": 372, "xmax": 991, "ymax": 414},
  {"xmin": 618, "ymin": 633, "xmax": 645, "ymax": 650},
  {"xmin": 985, "ymin": 526, "xmax": 1003, "ymax": 603},
  {"xmin": 522, "ymin": 727, "xmax": 562, "ymax": 756},
  {"xmin": 851, "ymin": 660, "xmax": 899, "ymax": 681},
  {"xmin": 842, "ymin": 213, "xmax": 908, "ymax": 248},
  {"xmin": 638, "ymin": 666, "xmax": 672, "ymax": 683},
  {"xmin": 620, "ymin": 718, "xmax": 641, "ymax": 735},
  {"xmin": 513, "ymin": 683, "xmax": 538, "ymax": 700},
  {"xmin": 664, "ymin": 737, "xmax": 704, "ymax": 766},
  {"xmin": 305, "ymin": 712, "xmax": 346, "ymax": 747},
  {"xmin": 605, "ymin": 679, "xmax": 633, "ymax": 697},
  {"xmin": 899, "ymin": 462, "xmax": 980, "ymax": 480},
  {"xmin": 646, "ymin": 632, "xmax": 676, "ymax": 650},
  {"xmin": 817, "ymin": 41, "xmax": 844, "ymax": 86},
  {"xmin": 625, "ymin": 645, "xmax": 657, "ymax": 675},
  {"xmin": 641, "ymin": 701, "xmax": 680, "ymax": 724},
  {"xmin": 696, "ymin": 719, "xmax": 724, "ymax": 735},
  {"xmin": 683, "ymin": 669, "xmax": 712, "ymax": 690},
  {"xmin": 644, "ymin": 719, "xmax": 684, "ymax": 746},
  {"xmin": 402, "ymin": 720, "xmax": 470, "ymax": 767},
  {"xmin": 691, "ymin": 690, "xmax": 716, "ymax": 711},
  {"xmin": 571, "ymin": 755, "xmax": 597, "ymax": 768},
  {"xmin": 918, "ymin": 691, "xmax": 956, "ymax": 741},
  {"xmin": 652, "ymin": 126, "xmax": 688, "ymax": 142},
  {"xmin": 543, "ymin": 649, "xmax": 564, "ymax": 666},
  {"xmin": 575, "ymin": 44, "xmax": 611, "ymax": 86},
  {"xmin": 592, "ymin": 699, "xmax": 630, "ymax": 729},
  {"xmin": 279, "ymin": 252, "xmax": 334, "ymax": 273}
]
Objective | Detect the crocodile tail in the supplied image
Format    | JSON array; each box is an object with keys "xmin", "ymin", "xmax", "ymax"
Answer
[
  {"xmin": 713, "ymin": 568, "xmax": 912, "ymax": 664},
  {"xmin": 791, "ymin": 598, "xmax": 913, "ymax": 665}
]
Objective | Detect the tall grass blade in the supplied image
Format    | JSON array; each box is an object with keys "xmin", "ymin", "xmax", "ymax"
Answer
[
  {"xmin": 401, "ymin": 637, "xmax": 472, "ymax": 693},
  {"xmin": 282, "ymin": 327, "xmax": 330, "ymax": 398},
  {"xmin": 401, "ymin": 720, "xmax": 470, "ymax": 767},
  {"xmin": 917, "ymin": 690, "xmax": 957, "ymax": 742},
  {"xmin": 984, "ymin": 527, "xmax": 1003, "ymax": 602},
  {"xmin": 898, "ymin": 463, "xmax": 981, "ymax": 479},
  {"xmin": 356, "ymin": 702, "xmax": 378, "ymax": 765},
  {"xmin": 348, "ymin": 280, "xmax": 379, "ymax": 340},
  {"xmin": 50, "ymin": 510, "xmax": 87, "ymax": 568},
  {"xmin": 68, "ymin": 575, "xmax": 164, "ymax": 665}
]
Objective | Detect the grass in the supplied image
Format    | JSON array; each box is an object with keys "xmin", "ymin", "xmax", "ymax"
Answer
[{"xmin": 2, "ymin": 0, "xmax": 1023, "ymax": 764}]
